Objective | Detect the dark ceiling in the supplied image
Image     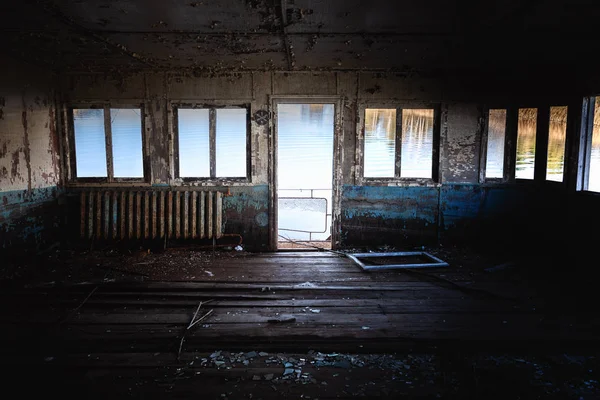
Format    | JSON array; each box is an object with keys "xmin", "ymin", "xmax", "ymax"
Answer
[{"xmin": 1, "ymin": 0, "xmax": 599, "ymax": 76}]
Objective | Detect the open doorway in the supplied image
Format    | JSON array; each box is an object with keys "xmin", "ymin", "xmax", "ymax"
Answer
[{"xmin": 275, "ymin": 103, "xmax": 335, "ymax": 250}]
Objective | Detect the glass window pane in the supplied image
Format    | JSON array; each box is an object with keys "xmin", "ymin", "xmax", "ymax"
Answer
[
  {"xmin": 546, "ymin": 106, "xmax": 568, "ymax": 182},
  {"xmin": 516, "ymin": 108, "xmax": 537, "ymax": 179},
  {"xmin": 216, "ymin": 109, "xmax": 247, "ymax": 178},
  {"xmin": 111, "ymin": 109, "xmax": 144, "ymax": 178},
  {"xmin": 178, "ymin": 109, "xmax": 209, "ymax": 178},
  {"xmin": 589, "ymin": 97, "xmax": 600, "ymax": 192},
  {"xmin": 485, "ymin": 109, "xmax": 506, "ymax": 179},
  {"xmin": 401, "ymin": 109, "xmax": 434, "ymax": 178},
  {"xmin": 364, "ymin": 109, "xmax": 396, "ymax": 177},
  {"xmin": 73, "ymin": 108, "xmax": 107, "ymax": 178}
]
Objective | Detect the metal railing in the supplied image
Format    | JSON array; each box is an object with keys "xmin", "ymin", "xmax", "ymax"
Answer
[{"xmin": 277, "ymin": 188, "xmax": 331, "ymax": 242}]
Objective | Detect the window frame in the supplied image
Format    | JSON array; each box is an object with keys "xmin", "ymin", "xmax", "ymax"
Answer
[
  {"xmin": 67, "ymin": 103, "xmax": 148, "ymax": 184},
  {"xmin": 545, "ymin": 104, "xmax": 570, "ymax": 185},
  {"xmin": 357, "ymin": 102, "xmax": 441, "ymax": 185},
  {"xmin": 480, "ymin": 106, "xmax": 511, "ymax": 184},
  {"xmin": 172, "ymin": 102, "xmax": 252, "ymax": 183},
  {"xmin": 578, "ymin": 96, "xmax": 598, "ymax": 192}
]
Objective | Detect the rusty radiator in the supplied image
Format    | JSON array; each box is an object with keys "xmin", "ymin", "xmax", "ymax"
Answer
[{"xmin": 79, "ymin": 190, "xmax": 223, "ymax": 240}]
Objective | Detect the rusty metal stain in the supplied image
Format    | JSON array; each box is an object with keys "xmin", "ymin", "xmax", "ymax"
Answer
[
  {"xmin": 216, "ymin": 191, "xmax": 223, "ymax": 239},
  {"xmin": 175, "ymin": 191, "xmax": 181, "ymax": 239},
  {"xmin": 207, "ymin": 191, "xmax": 213, "ymax": 240},
  {"xmin": 199, "ymin": 191, "xmax": 205, "ymax": 239},
  {"xmin": 191, "ymin": 191, "xmax": 197, "ymax": 239},
  {"xmin": 183, "ymin": 191, "xmax": 189, "ymax": 239}
]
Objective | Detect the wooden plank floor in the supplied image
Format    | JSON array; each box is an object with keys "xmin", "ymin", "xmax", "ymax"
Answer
[
  {"xmin": 1, "ymin": 250, "xmax": 599, "ymax": 399},
  {"xmin": 1, "ymin": 251, "xmax": 598, "ymax": 354}
]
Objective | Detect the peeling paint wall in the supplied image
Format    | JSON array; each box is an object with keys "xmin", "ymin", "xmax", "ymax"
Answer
[
  {"xmin": 62, "ymin": 70, "xmax": 528, "ymax": 250},
  {"xmin": 0, "ymin": 54, "xmax": 61, "ymax": 252}
]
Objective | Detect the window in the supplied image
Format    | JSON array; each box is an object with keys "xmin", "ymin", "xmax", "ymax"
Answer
[
  {"xmin": 175, "ymin": 106, "xmax": 249, "ymax": 180},
  {"xmin": 363, "ymin": 107, "xmax": 438, "ymax": 180},
  {"xmin": 546, "ymin": 106, "xmax": 568, "ymax": 182},
  {"xmin": 516, "ymin": 108, "xmax": 537, "ymax": 180},
  {"xmin": 485, "ymin": 109, "xmax": 507, "ymax": 179},
  {"xmin": 580, "ymin": 96, "xmax": 600, "ymax": 192},
  {"xmin": 71, "ymin": 106, "xmax": 145, "ymax": 181}
]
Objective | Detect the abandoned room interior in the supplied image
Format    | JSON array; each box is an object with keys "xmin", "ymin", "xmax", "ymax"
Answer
[{"xmin": 1, "ymin": 0, "xmax": 600, "ymax": 398}]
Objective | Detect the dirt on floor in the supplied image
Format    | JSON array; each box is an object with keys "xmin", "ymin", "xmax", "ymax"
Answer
[
  {"xmin": 6, "ymin": 348, "xmax": 600, "ymax": 399},
  {"xmin": 1, "ymin": 244, "xmax": 599, "ymax": 399},
  {"xmin": 0, "ymin": 242, "xmax": 512, "ymax": 285}
]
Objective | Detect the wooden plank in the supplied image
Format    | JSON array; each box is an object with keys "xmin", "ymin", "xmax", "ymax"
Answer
[
  {"xmin": 80, "ymin": 192, "xmax": 86, "ymax": 238},
  {"xmin": 31, "ymin": 280, "xmax": 470, "ymax": 291},
  {"xmin": 56, "ymin": 314, "xmax": 586, "ymax": 341},
  {"xmin": 61, "ymin": 302, "xmax": 514, "ymax": 317}
]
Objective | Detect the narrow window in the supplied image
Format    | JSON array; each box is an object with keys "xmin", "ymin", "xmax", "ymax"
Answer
[
  {"xmin": 176, "ymin": 106, "xmax": 249, "ymax": 179},
  {"xmin": 73, "ymin": 109, "xmax": 107, "ymax": 178},
  {"xmin": 588, "ymin": 97, "xmax": 600, "ymax": 192},
  {"xmin": 485, "ymin": 109, "xmax": 506, "ymax": 179},
  {"xmin": 364, "ymin": 109, "xmax": 396, "ymax": 178},
  {"xmin": 516, "ymin": 108, "xmax": 537, "ymax": 180},
  {"xmin": 216, "ymin": 109, "xmax": 247, "ymax": 178},
  {"xmin": 111, "ymin": 109, "xmax": 144, "ymax": 178},
  {"xmin": 178, "ymin": 109, "xmax": 210, "ymax": 178},
  {"xmin": 546, "ymin": 106, "xmax": 568, "ymax": 182},
  {"xmin": 400, "ymin": 109, "xmax": 434, "ymax": 178}
]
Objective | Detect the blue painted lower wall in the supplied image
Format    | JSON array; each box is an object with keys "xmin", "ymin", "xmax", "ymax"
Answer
[
  {"xmin": 223, "ymin": 185, "xmax": 269, "ymax": 251},
  {"xmin": 341, "ymin": 185, "xmax": 439, "ymax": 246},
  {"xmin": 1, "ymin": 186, "xmax": 61, "ymax": 252},
  {"xmin": 340, "ymin": 184, "xmax": 537, "ymax": 250}
]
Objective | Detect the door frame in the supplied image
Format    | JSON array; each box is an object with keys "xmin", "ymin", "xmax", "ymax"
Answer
[{"xmin": 268, "ymin": 95, "xmax": 344, "ymax": 251}]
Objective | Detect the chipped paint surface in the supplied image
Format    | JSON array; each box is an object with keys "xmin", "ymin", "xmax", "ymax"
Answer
[
  {"xmin": 222, "ymin": 185, "xmax": 269, "ymax": 250},
  {"xmin": 341, "ymin": 185, "xmax": 439, "ymax": 246},
  {"xmin": 0, "ymin": 54, "xmax": 61, "ymax": 251},
  {"xmin": 441, "ymin": 103, "xmax": 483, "ymax": 183},
  {"xmin": 62, "ymin": 69, "xmax": 538, "ymax": 250}
]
